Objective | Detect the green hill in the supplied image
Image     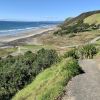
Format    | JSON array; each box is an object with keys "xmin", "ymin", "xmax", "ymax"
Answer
[
  {"xmin": 84, "ymin": 13, "xmax": 100, "ymax": 25},
  {"xmin": 55, "ymin": 10, "xmax": 100, "ymax": 35},
  {"xmin": 63, "ymin": 10, "xmax": 100, "ymax": 26}
]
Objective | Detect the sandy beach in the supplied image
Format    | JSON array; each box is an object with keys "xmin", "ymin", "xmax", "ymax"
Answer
[{"xmin": 0, "ymin": 26, "xmax": 57, "ymax": 47}]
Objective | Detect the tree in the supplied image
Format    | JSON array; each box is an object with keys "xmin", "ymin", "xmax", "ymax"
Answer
[
  {"xmin": 0, "ymin": 49, "xmax": 59, "ymax": 100},
  {"xmin": 33, "ymin": 48, "xmax": 59, "ymax": 71}
]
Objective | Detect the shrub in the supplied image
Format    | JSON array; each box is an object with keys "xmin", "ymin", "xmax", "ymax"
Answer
[
  {"xmin": 32, "ymin": 49, "xmax": 59, "ymax": 73},
  {"xmin": 69, "ymin": 33, "xmax": 76, "ymax": 38},
  {"xmin": 64, "ymin": 48, "xmax": 79, "ymax": 59},
  {"xmin": 66, "ymin": 58, "xmax": 83, "ymax": 76},
  {"xmin": 53, "ymin": 30, "xmax": 59, "ymax": 35},
  {"xmin": 0, "ymin": 49, "xmax": 59, "ymax": 100},
  {"xmin": 12, "ymin": 58, "xmax": 83, "ymax": 100},
  {"xmin": 90, "ymin": 24, "xmax": 98, "ymax": 30},
  {"xmin": 64, "ymin": 44, "xmax": 97, "ymax": 59},
  {"xmin": 54, "ymin": 20, "xmax": 90, "ymax": 35},
  {"xmin": 79, "ymin": 44, "xmax": 97, "ymax": 59}
]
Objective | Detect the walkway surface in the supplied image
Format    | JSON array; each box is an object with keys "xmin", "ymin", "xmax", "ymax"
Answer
[{"xmin": 62, "ymin": 59, "xmax": 100, "ymax": 100}]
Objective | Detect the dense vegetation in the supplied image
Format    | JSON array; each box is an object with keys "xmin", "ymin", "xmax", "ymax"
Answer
[
  {"xmin": 54, "ymin": 10, "xmax": 100, "ymax": 35},
  {"xmin": 12, "ymin": 58, "xmax": 83, "ymax": 100},
  {"xmin": 54, "ymin": 19, "xmax": 100, "ymax": 35},
  {"xmin": 0, "ymin": 48, "xmax": 59, "ymax": 100},
  {"xmin": 64, "ymin": 44, "xmax": 97, "ymax": 59},
  {"xmin": 79, "ymin": 44, "xmax": 97, "ymax": 59},
  {"xmin": 63, "ymin": 10, "xmax": 100, "ymax": 26},
  {"xmin": 64, "ymin": 48, "xmax": 79, "ymax": 59}
]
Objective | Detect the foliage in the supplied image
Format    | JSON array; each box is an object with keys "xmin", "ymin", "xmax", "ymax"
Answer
[
  {"xmin": 62, "ymin": 10, "xmax": 100, "ymax": 27},
  {"xmin": 68, "ymin": 33, "xmax": 76, "ymax": 38},
  {"xmin": 12, "ymin": 58, "xmax": 83, "ymax": 100},
  {"xmin": 64, "ymin": 44, "xmax": 97, "ymax": 59},
  {"xmin": 0, "ymin": 49, "xmax": 59, "ymax": 100},
  {"xmin": 54, "ymin": 20, "xmax": 91, "ymax": 35},
  {"xmin": 64, "ymin": 48, "xmax": 79, "ymax": 59},
  {"xmin": 90, "ymin": 24, "xmax": 99, "ymax": 30},
  {"xmin": 54, "ymin": 10, "xmax": 100, "ymax": 36},
  {"xmin": 79, "ymin": 44, "xmax": 97, "ymax": 59}
]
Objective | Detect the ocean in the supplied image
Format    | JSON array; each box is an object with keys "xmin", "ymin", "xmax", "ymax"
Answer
[{"xmin": 0, "ymin": 21, "xmax": 61, "ymax": 36}]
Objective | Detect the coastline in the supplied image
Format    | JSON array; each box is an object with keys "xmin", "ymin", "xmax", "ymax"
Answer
[{"xmin": 0, "ymin": 26, "xmax": 57, "ymax": 47}]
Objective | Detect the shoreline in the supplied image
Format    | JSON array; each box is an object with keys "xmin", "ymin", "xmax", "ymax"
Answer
[{"xmin": 0, "ymin": 26, "xmax": 57, "ymax": 48}]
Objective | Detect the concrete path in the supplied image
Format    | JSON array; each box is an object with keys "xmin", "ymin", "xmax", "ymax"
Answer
[{"xmin": 62, "ymin": 59, "xmax": 100, "ymax": 100}]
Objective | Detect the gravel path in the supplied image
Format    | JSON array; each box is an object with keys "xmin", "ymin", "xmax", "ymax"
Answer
[{"xmin": 62, "ymin": 59, "xmax": 100, "ymax": 100}]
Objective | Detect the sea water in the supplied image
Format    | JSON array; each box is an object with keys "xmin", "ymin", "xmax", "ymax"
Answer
[{"xmin": 0, "ymin": 21, "xmax": 61, "ymax": 36}]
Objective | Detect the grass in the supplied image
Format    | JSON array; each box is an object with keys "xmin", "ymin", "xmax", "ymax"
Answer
[
  {"xmin": 94, "ymin": 39, "xmax": 100, "ymax": 50},
  {"xmin": 84, "ymin": 13, "xmax": 100, "ymax": 25},
  {"xmin": 1, "ymin": 29, "xmax": 100, "ymax": 57},
  {"xmin": 15, "ymin": 30, "xmax": 100, "ymax": 55},
  {"xmin": 94, "ymin": 39, "xmax": 100, "ymax": 58},
  {"xmin": 12, "ymin": 58, "xmax": 82, "ymax": 100},
  {"xmin": 20, "ymin": 45, "xmax": 55, "ymax": 53},
  {"xmin": 0, "ymin": 47, "xmax": 17, "ymax": 57},
  {"xmin": 96, "ymin": 52, "xmax": 100, "ymax": 58},
  {"xmin": 95, "ymin": 39, "xmax": 100, "ymax": 45},
  {"xmin": 39, "ymin": 30, "xmax": 100, "ymax": 47},
  {"xmin": 19, "ymin": 44, "xmax": 70, "ymax": 55}
]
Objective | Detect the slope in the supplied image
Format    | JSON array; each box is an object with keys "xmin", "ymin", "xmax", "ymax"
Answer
[
  {"xmin": 63, "ymin": 10, "xmax": 100, "ymax": 26},
  {"xmin": 84, "ymin": 13, "xmax": 100, "ymax": 25},
  {"xmin": 12, "ymin": 58, "xmax": 82, "ymax": 100}
]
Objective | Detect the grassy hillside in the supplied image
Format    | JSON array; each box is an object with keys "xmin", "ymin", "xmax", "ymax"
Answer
[
  {"xmin": 62, "ymin": 10, "xmax": 100, "ymax": 27},
  {"xmin": 0, "ymin": 47, "xmax": 17, "ymax": 57},
  {"xmin": 54, "ymin": 10, "xmax": 100, "ymax": 36},
  {"xmin": 84, "ymin": 13, "xmax": 100, "ymax": 25},
  {"xmin": 12, "ymin": 58, "xmax": 82, "ymax": 100},
  {"xmin": 0, "ymin": 48, "xmax": 59, "ymax": 100}
]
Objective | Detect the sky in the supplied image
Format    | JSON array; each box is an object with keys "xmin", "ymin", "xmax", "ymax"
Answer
[{"xmin": 0, "ymin": 0, "xmax": 100, "ymax": 21}]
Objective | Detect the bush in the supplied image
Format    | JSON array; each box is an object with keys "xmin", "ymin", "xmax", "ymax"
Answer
[
  {"xmin": 54, "ymin": 20, "xmax": 91, "ymax": 35},
  {"xmin": 90, "ymin": 24, "xmax": 99, "ymax": 30},
  {"xmin": 0, "ymin": 49, "xmax": 59, "ymax": 100},
  {"xmin": 79, "ymin": 44, "xmax": 97, "ymax": 59},
  {"xmin": 64, "ymin": 48, "xmax": 79, "ymax": 59},
  {"xmin": 53, "ymin": 30, "xmax": 59, "ymax": 35},
  {"xmin": 69, "ymin": 33, "xmax": 76, "ymax": 38},
  {"xmin": 66, "ymin": 58, "xmax": 83, "ymax": 76},
  {"xmin": 32, "ymin": 49, "xmax": 59, "ymax": 73},
  {"xmin": 64, "ymin": 44, "xmax": 97, "ymax": 59},
  {"xmin": 12, "ymin": 58, "xmax": 83, "ymax": 100}
]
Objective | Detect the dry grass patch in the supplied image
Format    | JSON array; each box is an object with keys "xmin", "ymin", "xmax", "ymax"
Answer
[{"xmin": 37, "ymin": 30, "xmax": 100, "ymax": 47}]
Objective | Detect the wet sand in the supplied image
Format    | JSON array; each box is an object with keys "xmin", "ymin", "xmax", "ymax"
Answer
[{"xmin": 0, "ymin": 26, "xmax": 57, "ymax": 47}]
